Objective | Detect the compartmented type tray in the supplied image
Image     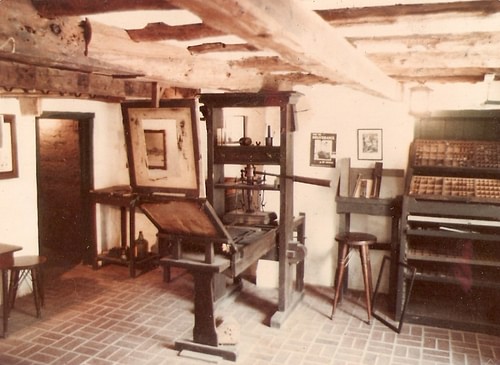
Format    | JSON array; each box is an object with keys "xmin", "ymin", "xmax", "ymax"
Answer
[
  {"xmin": 413, "ymin": 139, "xmax": 500, "ymax": 168},
  {"xmin": 409, "ymin": 175, "xmax": 500, "ymax": 200}
]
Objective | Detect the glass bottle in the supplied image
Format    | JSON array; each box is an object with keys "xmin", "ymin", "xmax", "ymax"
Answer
[{"xmin": 135, "ymin": 231, "xmax": 149, "ymax": 260}]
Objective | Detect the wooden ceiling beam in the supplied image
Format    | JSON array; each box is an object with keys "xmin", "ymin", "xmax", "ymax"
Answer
[
  {"xmin": 88, "ymin": 21, "xmax": 268, "ymax": 91},
  {"xmin": 127, "ymin": 23, "xmax": 224, "ymax": 42},
  {"xmin": 370, "ymin": 50, "xmax": 500, "ymax": 70},
  {"xmin": 349, "ymin": 32, "xmax": 500, "ymax": 53},
  {"xmin": 4, "ymin": 0, "xmax": 274, "ymax": 92},
  {"xmin": 330, "ymin": 11, "xmax": 500, "ymax": 39},
  {"xmin": 0, "ymin": 60, "xmax": 153, "ymax": 100},
  {"xmin": 317, "ymin": 1, "xmax": 500, "ymax": 25},
  {"xmin": 188, "ymin": 42, "xmax": 258, "ymax": 55},
  {"xmin": 0, "ymin": 1, "xmax": 143, "ymax": 78},
  {"xmin": 31, "ymin": 0, "xmax": 177, "ymax": 17},
  {"xmin": 390, "ymin": 66, "xmax": 500, "ymax": 83},
  {"xmin": 346, "ymin": 31, "xmax": 500, "ymax": 83},
  {"xmin": 0, "ymin": 50, "xmax": 143, "ymax": 78},
  {"xmin": 169, "ymin": 0, "xmax": 402, "ymax": 100},
  {"xmin": 229, "ymin": 56, "xmax": 303, "ymax": 73}
]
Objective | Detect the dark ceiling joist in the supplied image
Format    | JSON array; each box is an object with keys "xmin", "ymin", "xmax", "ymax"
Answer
[
  {"xmin": 0, "ymin": 50, "xmax": 143, "ymax": 78},
  {"xmin": 0, "ymin": 60, "xmax": 152, "ymax": 100},
  {"xmin": 31, "ymin": 0, "xmax": 177, "ymax": 18},
  {"xmin": 229, "ymin": 56, "xmax": 303, "ymax": 72},
  {"xmin": 127, "ymin": 23, "xmax": 224, "ymax": 42},
  {"xmin": 348, "ymin": 31, "xmax": 500, "ymax": 49},
  {"xmin": 188, "ymin": 42, "xmax": 258, "ymax": 54},
  {"xmin": 4, "ymin": 1, "xmax": 268, "ymax": 92},
  {"xmin": 317, "ymin": 1, "xmax": 500, "ymax": 25},
  {"xmin": 386, "ymin": 66, "xmax": 500, "ymax": 83}
]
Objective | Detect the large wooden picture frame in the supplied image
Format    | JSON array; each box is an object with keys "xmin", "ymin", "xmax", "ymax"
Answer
[
  {"xmin": 0, "ymin": 115, "xmax": 18, "ymax": 179},
  {"xmin": 121, "ymin": 100, "xmax": 200, "ymax": 196}
]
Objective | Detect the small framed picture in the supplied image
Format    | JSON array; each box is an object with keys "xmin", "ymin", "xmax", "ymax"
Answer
[
  {"xmin": 144, "ymin": 129, "xmax": 167, "ymax": 170},
  {"xmin": 0, "ymin": 114, "xmax": 18, "ymax": 179},
  {"xmin": 357, "ymin": 129, "xmax": 383, "ymax": 160},
  {"xmin": 310, "ymin": 132, "xmax": 336, "ymax": 167}
]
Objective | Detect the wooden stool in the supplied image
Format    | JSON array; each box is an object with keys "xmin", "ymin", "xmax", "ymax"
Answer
[
  {"xmin": 8, "ymin": 255, "xmax": 47, "ymax": 318},
  {"xmin": 331, "ymin": 232, "xmax": 376, "ymax": 324}
]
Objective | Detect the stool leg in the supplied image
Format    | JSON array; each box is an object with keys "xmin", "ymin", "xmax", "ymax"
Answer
[
  {"xmin": 37, "ymin": 266, "xmax": 45, "ymax": 308},
  {"xmin": 8, "ymin": 269, "xmax": 20, "ymax": 311},
  {"xmin": 2, "ymin": 269, "xmax": 9, "ymax": 338},
  {"xmin": 331, "ymin": 243, "xmax": 349, "ymax": 319},
  {"xmin": 359, "ymin": 245, "xmax": 373, "ymax": 324},
  {"xmin": 31, "ymin": 268, "xmax": 42, "ymax": 318}
]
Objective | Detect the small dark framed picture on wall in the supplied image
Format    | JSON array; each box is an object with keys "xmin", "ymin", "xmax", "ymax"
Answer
[
  {"xmin": 310, "ymin": 132, "xmax": 336, "ymax": 167},
  {"xmin": 357, "ymin": 129, "xmax": 383, "ymax": 160},
  {"xmin": 0, "ymin": 114, "xmax": 18, "ymax": 179}
]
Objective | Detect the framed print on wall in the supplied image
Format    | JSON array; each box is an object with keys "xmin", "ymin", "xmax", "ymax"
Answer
[
  {"xmin": 357, "ymin": 129, "xmax": 383, "ymax": 160},
  {"xmin": 310, "ymin": 132, "xmax": 336, "ymax": 167},
  {"xmin": 0, "ymin": 114, "xmax": 18, "ymax": 179}
]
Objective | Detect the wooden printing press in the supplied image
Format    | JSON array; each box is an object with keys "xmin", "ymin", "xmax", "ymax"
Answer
[{"xmin": 118, "ymin": 95, "xmax": 325, "ymax": 360}]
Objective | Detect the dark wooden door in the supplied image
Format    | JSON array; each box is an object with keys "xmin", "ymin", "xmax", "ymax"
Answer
[{"xmin": 36, "ymin": 112, "xmax": 93, "ymax": 269}]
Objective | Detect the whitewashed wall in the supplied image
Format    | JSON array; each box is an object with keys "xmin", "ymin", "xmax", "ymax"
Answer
[
  {"xmin": 0, "ymin": 99, "xmax": 39, "ymax": 257},
  {"xmin": 293, "ymin": 84, "xmax": 414, "ymax": 288}
]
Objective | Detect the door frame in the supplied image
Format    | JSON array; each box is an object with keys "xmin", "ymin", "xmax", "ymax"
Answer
[{"xmin": 36, "ymin": 112, "xmax": 94, "ymax": 264}]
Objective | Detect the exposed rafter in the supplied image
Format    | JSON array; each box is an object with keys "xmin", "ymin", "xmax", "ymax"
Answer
[
  {"xmin": 127, "ymin": 23, "xmax": 224, "ymax": 42},
  {"xmin": 0, "ymin": 0, "xmax": 283, "ymax": 93},
  {"xmin": 168, "ymin": 0, "xmax": 402, "ymax": 100},
  {"xmin": 31, "ymin": 0, "xmax": 177, "ymax": 17},
  {"xmin": 0, "ymin": 60, "xmax": 152, "ymax": 101},
  {"xmin": 28, "ymin": 0, "xmax": 404, "ymax": 99},
  {"xmin": 188, "ymin": 42, "xmax": 258, "ymax": 55},
  {"xmin": 3, "ymin": 0, "xmax": 499, "ymax": 97},
  {"xmin": 317, "ymin": 1, "xmax": 500, "ymax": 25}
]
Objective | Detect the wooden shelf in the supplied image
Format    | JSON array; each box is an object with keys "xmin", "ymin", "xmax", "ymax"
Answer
[
  {"xmin": 407, "ymin": 249, "xmax": 500, "ymax": 267},
  {"xmin": 405, "ymin": 228, "xmax": 500, "ymax": 242},
  {"xmin": 414, "ymin": 271, "xmax": 500, "ymax": 289},
  {"xmin": 336, "ymin": 196, "xmax": 401, "ymax": 216}
]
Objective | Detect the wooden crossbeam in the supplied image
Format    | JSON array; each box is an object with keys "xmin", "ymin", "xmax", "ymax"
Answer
[{"xmin": 168, "ymin": 0, "xmax": 402, "ymax": 100}]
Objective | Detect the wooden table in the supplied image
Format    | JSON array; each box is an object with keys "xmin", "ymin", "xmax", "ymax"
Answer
[{"xmin": 0, "ymin": 243, "xmax": 22, "ymax": 338}]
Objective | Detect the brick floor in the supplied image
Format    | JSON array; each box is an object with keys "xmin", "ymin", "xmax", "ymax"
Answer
[{"xmin": 1, "ymin": 264, "xmax": 499, "ymax": 365}]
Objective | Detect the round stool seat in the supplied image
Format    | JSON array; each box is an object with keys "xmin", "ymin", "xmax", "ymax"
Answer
[
  {"xmin": 11, "ymin": 255, "xmax": 47, "ymax": 269},
  {"xmin": 335, "ymin": 232, "xmax": 376, "ymax": 246}
]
